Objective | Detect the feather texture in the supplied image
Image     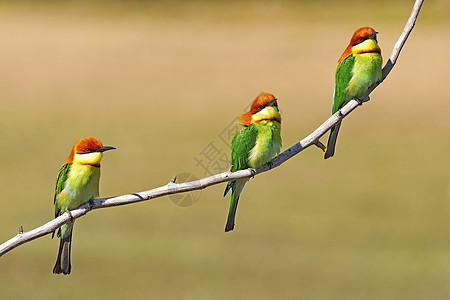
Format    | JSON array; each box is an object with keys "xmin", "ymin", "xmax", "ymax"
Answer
[
  {"xmin": 224, "ymin": 93, "xmax": 282, "ymax": 232},
  {"xmin": 325, "ymin": 27, "xmax": 382, "ymax": 159},
  {"xmin": 52, "ymin": 137, "xmax": 114, "ymax": 275}
]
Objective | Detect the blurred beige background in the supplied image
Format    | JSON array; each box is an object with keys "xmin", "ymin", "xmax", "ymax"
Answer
[{"xmin": 0, "ymin": 1, "xmax": 449, "ymax": 299}]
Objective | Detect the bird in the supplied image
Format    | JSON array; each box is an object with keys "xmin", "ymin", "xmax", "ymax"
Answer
[
  {"xmin": 52, "ymin": 137, "xmax": 115, "ymax": 275},
  {"xmin": 324, "ymin": 27, "xmax": 382, "ymax": 159},
  {"xmin": 224, "ymin": 92, "xmax": 282, "ymax": 232}
]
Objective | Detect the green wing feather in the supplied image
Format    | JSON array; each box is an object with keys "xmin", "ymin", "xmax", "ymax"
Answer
[
  {"xmin": 224, "ymin": 124, "xmax": 258, "ymax": 196},
  {"xmin": 325, "ymin": 54, "xmax": 355, "ymax": 159},
  {"xmin": 54, "ymin": 163, "xmax": 72, "ymax": 217},
  {"xmin": 332, "ymin": 54, "xmax": 355, "ymax": 113}
]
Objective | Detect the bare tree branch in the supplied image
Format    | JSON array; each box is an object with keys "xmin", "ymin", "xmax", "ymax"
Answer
[{"xmin": 0, "ymin": 0, "xmax": 424, "ymax": 258}]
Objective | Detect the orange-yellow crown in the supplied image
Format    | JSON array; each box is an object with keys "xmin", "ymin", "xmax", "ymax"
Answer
[
  {"xmin": 339, "ymin": 27, "xmax": 378, "ymax": 63},
  {"xmin": 65, "ymin": 137, "xmax": 104, "ymax": 164},
  {"xmin": 239, "ymin": 92, "xmax": 278, "ymax": 126}
]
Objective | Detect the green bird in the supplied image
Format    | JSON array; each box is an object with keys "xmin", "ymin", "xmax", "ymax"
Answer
[
  {"xmin": 52, "ymin": 136, "xmax": 115, "ymax": 275},
  {"xmin": 224, "ymin": 92, "xmax": 282, "ymax": 232},
  {"xmin": 324, "ymin": 27, "xmax": 382, "ymax": 159}
]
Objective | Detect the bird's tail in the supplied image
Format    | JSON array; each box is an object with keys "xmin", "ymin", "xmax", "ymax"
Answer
[
  {"xmin": 53, "ymin": 224, "xmax": 73, "ymax": 275},
  {"xmin": 324, "ymin": 120, "xmax": 342, "ymax": 159},
  {"xmin": 224, "ymin": 179, "xmax": 246, "ymax": 232}
]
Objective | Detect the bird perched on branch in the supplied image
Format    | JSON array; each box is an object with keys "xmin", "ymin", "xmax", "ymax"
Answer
[
  {"xmin": 52, "ymin": 137, "xmax": 115, "ymax": 275},
  {"xmin": 324, "ymin": 27, "xmax": 382, "ymax": 159},
  {"xmin": 224, "ymin": 92, "xmax": 282, "ymax": 232}
]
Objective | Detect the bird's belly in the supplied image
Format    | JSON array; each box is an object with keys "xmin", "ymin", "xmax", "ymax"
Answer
[
  {"xmin": 62, "ymin": 167, "xmax": 100, "ymax": 210},
  {"xmin": 348, "ymin": 53, "xmax": 382, "ymax": 97},
  {"xmin": 248, "ymin": 122, "xmax": 281, "ymax": 168},
  {"xmin": 64, "ymin": 187, "xmax": 98, "ymax": 210}
]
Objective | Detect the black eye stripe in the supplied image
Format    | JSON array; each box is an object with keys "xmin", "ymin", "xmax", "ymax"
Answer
[{"xmin": 353, "ymin": 36, "xmax": 367, "ymax": 46}]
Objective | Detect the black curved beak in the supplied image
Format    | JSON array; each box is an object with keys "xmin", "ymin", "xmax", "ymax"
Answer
[
  {"xmin": 96, "ymin": 146, "xmax": 116, "ymax": 153},
  {"xmin": 368, "ymin": 31, "xmax": 378, "ymax": 39},
  {"xmin": 266, "ymin": 98, "xmax": 278, "ymax": 107}
]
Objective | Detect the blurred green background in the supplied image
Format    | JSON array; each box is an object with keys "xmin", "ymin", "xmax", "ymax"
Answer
[{"xmin": 0, "ymin": 0, "xmax": 449, "ymax": 299}]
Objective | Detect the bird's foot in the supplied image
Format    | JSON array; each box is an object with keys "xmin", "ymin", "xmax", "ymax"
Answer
[
  {"xmin": 249, "ymin": 168, "xmax": 257, "ymax": 178},
  {"xmin": 356, "ymin": 95, "xmax": 370, "ymax": 105},
  {"xmin": 89, "ymin": 199, "xmax": 95, "ymax": 208},
  {"xmin": 67, "ymin": 210, "xmax": 74, "ymax": 222}
]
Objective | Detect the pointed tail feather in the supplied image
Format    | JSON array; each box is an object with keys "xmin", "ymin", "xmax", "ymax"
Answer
[
  {"xmin": 53, "ymin": 230, "xmax": 73, "ymax": 275},
  {"xmin": 324, "ymin": 120, "xmax": 342, "ymax": 159},
  {"xmin": 225, "ymin": 195, "xmax": 239, "ymax": 232},
  {"xmin": 224, "ymin": 179, "xmax": 247, "ymax": 232},
  {"xmin": 223, "ymin": 181, "xmax": 233, "ymax": 197}
]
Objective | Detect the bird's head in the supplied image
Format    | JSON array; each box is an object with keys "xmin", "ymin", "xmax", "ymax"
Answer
[
  {"xmin": 66, "ymin": 137, "xmax": 116, "ymax": 166},
  {"xmin": 351, "ymin": 27, "xmax": 379, "ymax": 46},
  {"xmin": 339, "ymin": 27, "xmax": 381, "ymax": 62},
  {"xmin": 239, "ymin": 92, "xmax": 281, "ymax": 126}
]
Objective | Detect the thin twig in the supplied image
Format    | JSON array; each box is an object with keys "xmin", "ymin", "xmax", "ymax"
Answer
[{"xmin": 0, "ymin": 0, "xmax": 424, "ymax": 258}]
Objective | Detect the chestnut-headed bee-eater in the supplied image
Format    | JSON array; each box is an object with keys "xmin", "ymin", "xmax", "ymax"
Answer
[
  {"xmin": 224, "ymin": 92, "xmax": 282, "ymax": 232},
  {"xmin": 52, "ymin": 137, "xmax": 115, "ymax": 275},
  {"xmin": 324, "ymin": 27, "xmax": 382, "ymax": 159}
]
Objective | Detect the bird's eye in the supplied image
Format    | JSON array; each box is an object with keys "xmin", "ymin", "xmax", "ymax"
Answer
[
  {"xmin": 258, "ymin": 105, "xmax": 264, "ymax": 110},
  {"xmin": 84, "ymin": 148, "xmax": 91, "ymax": 153},
  {"xmin": 359, "ymin": 37, "xmax": 364, "ymax": 41}
]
